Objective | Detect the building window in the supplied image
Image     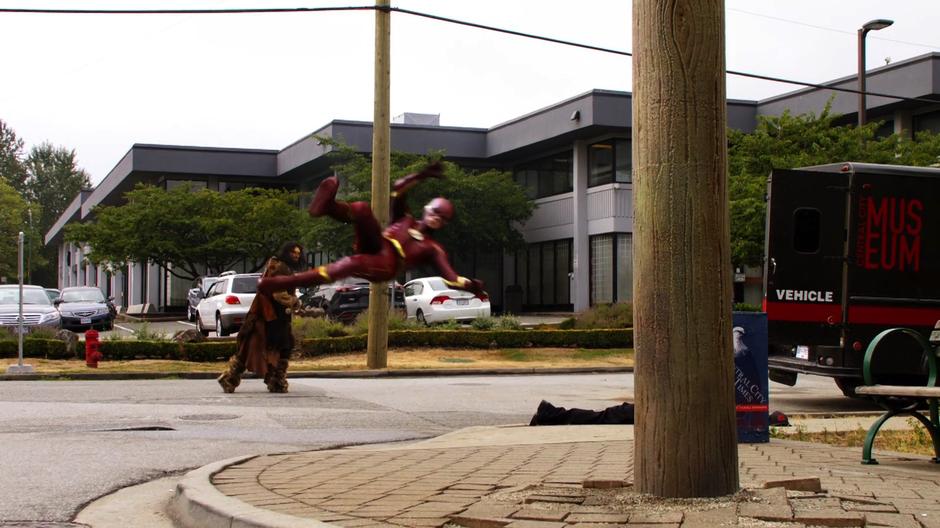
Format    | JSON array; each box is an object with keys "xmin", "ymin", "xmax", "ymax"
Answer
[
  {"xmin": 591, "ymin": 235, "xmax": 614, "ymax": 304},
  {"xmin": 166, "ymin": 180, "xmax": 208, "ymax": 191},
  {"xmin": 514, "ymin": 239, "xmax": 572, "ymax": 308},
  {"xmin": 513, "ymin": 151, "xmax": 573, "ymax": 199},
  {"xmin": 589, "ymin": 139, "xmax": 631, "ymax": 187},
  {"xmin": 913, "ymin": 110, "xmax": 940, "ymax": 134},
  {"xmin": 591, "ymin": 233, "xmax": 633, "ymax": 305}
]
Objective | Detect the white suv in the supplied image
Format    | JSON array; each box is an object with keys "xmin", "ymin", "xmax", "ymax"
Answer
[{"xmin": 195, "ymin": 272, "xmax": 260, "ymax": 336}]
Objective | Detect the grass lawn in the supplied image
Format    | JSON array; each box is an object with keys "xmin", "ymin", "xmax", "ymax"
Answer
[
  {"xmin": 3, "ymin": 347, "xmax": 634, "ymax": 375},
  {"xmin": 771, "ymin": 420, "xmax": 937, "ymax": 458}
]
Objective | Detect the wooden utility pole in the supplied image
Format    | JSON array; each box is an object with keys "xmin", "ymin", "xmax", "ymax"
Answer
[
  {"xmin": 632, "ymin": 0, "xmax": 738, "ymax": 497},
  {"xmin": 366, "ymin": 0, "xmax": 391, "ymax": 369}
]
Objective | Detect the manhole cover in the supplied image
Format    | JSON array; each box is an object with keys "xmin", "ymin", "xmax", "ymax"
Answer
[{"xmin": 178, "ymin": 413, "xmax": 240, "ymax": 421}]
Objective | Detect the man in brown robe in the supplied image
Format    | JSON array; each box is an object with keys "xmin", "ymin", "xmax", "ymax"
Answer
[{"xmin": 218, "ymin": 242, "xmax": 303, "ymax": 393}]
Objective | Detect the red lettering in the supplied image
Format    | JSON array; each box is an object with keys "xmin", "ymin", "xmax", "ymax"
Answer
[
  {"xmin": 889, "ymin": 197, "xmax": 905, "ymax": 235},
  {"xmin": 860, "ymin": 195, "xmax": 923, "ymax": 272},
  {"xmin": 900, "ymin": 236, "xmax": 921, "ymax": 272},
  {"xmin": 907, "ymin": 199, "xmax": 923, "ymax": 235}
]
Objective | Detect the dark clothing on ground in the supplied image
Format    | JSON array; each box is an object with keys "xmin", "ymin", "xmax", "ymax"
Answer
[{"xmin": 528, "ymin": 400, "xmax": 635, "ymax": 426}]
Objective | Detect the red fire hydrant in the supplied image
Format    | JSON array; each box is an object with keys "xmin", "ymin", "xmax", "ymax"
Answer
[{"xmin": 85, "ymin": 329, "xmax": 102, "ymax": 368}]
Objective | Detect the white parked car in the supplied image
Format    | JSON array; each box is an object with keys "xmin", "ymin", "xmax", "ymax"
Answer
[
  {"xmin": 195, "ymin": 272, "xmax": 261, "ymax": 337},
  {"xmin": 403, "ymin": 276, "xmax": 490, "ymax": 325}
]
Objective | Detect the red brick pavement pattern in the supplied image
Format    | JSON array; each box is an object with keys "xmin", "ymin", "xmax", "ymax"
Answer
[{"xmin": 212, "ymin": 439, "xmax": 940, "ymax": 527}]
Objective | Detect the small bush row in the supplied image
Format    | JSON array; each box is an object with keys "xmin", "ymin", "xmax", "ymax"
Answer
[
  {"xmin": 1, "ymin": 328, "xmax": 632, "ymax": 362},
  {"xmin": 0, "ymin": 338, "xmax": 72, "ymax": 360},
  {"xmin": 0, "ymin": 338, "xmax": 237, "ymax": 362},
  {"xmin": 297, "ymin": 328, "xmax": 632, "ymax": 357}
]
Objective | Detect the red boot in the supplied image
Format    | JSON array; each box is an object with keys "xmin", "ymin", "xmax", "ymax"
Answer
[{"xmin": 308, "ymin": 176, "xmax": 352, "ymax": 221}]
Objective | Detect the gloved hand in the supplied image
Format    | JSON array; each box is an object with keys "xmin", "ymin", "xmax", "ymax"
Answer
[
  {"xmin": 464, "ymin": 278, "xmax": 486, "ymax": 295},
  {"xmin": 420, "ymin": 161, "xmax": 444, "ymax": 179}
]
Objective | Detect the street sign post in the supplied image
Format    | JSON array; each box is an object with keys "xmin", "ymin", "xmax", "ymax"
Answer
[{"xmin": 7, "ymin": 231, "xmax": 34, "ymax": 374}]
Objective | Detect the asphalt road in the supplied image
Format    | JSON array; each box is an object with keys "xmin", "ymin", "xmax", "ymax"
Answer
[{"xmin": 0, "ymin": 372, "xmax": 874, "ymax": 525}]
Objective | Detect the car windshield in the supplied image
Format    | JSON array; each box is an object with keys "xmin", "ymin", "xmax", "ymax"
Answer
[
  {"xmin": 0, "ymin": 288, "xmax": 53, "ymax": 305},
  {"xmin": 232, "ymin": 276, "xmax": 260, "ymax": 294},
  {"xmin": 61, "ymin": 289, "xmax": 106, "ymax": 303}
]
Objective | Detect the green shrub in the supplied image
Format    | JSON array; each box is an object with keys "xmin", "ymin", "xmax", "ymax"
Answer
[
  {"xmin": 182, "ymin": 341, "xmax": 236, "ymax": 361},
  {"xmin": 493, "ymin": 315, "xmax": 522, "ymax": 330},
  {"xmin": 571, "ymin": 303, "xmax": 633, "ymax": 329},
  {"xmin": 28, "ymin": 327, "xmax": 60, "ymax": 340},
  {"xmin": 733, "ymin": 303, "xmax": 763, "ymax": 312},
  {"xmin": 558, "ymin": 317, "xmax": 576, "ymax": 330},
  {"xmin": 0, "ymin": 338, "xmax": 68, "ymax": 358},
  {"xmin": 132, "ymin": 322, "xmax": 168, "ymax": 341},
  {"xmin": 101, "ymin": 340, "xmax": 180, "ymax": 360},
  {"xmin": 471, "ymin": 317, "xmax": 496, "ymax": 330},
  {"xmin": 296, "ymin": 328, "xmax": 633, "ymax": 356},
  {"xmin": 292, "ymin": 316, "xmax": 349, "ymax": 340}
]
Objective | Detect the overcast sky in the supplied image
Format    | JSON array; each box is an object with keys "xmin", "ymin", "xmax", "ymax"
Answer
[{"xmin": 1, "ymin": 0, "xmax": 937, "ymax": 185}]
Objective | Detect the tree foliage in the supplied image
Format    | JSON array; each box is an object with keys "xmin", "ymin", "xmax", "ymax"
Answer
[
  {"xmin": 65, "ymin": 185, "xmax": 309, "ymax": 281},
  {"xmin": 303, "ymin": 142, "xmax": 534, "ymax": 261},
  {"xmin": 728, "ymin": 104, "xmax": 940, "ymax": 265},
  {"xmin": 0, "ymin": 179, "xmax": 29, "ymax": 281},
  {"xmin": 0, "ymin": 119, "xmax": 28, "ymax": 194}
]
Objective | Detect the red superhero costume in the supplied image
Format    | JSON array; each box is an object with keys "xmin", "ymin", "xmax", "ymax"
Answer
[{"xmin": 257, "ymin": 163, "xmax": 485, "ymax": 296}]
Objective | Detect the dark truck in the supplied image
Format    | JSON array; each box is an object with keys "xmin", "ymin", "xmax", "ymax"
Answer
[{"xmin": 764, "ymin": 162, "xmax": 940, "ymax": 396}]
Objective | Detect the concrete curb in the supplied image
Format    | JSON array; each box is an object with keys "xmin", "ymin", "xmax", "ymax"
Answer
[
  {"xmin": 171, "ymin": 455, "xmax": 337, "ymax": 528},
  {"xmin": 0, "ymin": 365, "xmax": 634, "ymax": 381}
]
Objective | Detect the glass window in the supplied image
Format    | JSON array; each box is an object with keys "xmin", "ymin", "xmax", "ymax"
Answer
[
  {"xmin": 589, "ymin": 143, "xmax": 614, "ymax": 187},
  {"xmin": 513, "ymin": 151, "xmax": 573, "ymax": 199},
  {"xmin": 166, "ymin": 180, "xmax": 208, "ymax": 191},
  {"xmin": 913, "ymin": 110, "xmax": 940, "ymax": 134},
  {"xmin": 616, "ymin": 234, "xmax": 633, "ymax": 302},
  {"xmin": 428, "ymin": 278, "xmax": 448, "ymax": 291},
  {"xmin": 232, "ymin": 276, "xmax": 259, "ymax": 294},
  {"xmin": 541, "ymin": 244, "xmax": 555, "ymax": 305},
  {"xmin": 555, "ymin": 240, "xmax": 571, "ymax": 305},
  {"xmin": 615, "ymin": 140, "xmax": 632, "ymax": 183},
  {"xmin": 793, "ymin": 208, "xmax": 821, "ymax": 253},
  {"xmin": 62, "ymin": 288, "xmax": 105, "ymax": 303},
  {"xmin": 528, "ymin": 245, "xmax": 541, "ymax": 305},
  {"xmin": 590, "ymin": 139, "xmax": 632, "ymax": 187},
  {"xmin": 591, "ymin": 235, "xmax": 614, "ymax": 304}
]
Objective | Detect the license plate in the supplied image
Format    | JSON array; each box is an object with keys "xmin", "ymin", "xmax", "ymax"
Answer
[
  {"xmin": 456, "ymin": 299, "xmax": 469, "ymax": 306},
  {"xmin": 81, "ymin": 317, "xmax": 92, "ymax": 324},
  {"xmin": 795, "ymin": 345, "xmax": 809, "ymax": 360}
]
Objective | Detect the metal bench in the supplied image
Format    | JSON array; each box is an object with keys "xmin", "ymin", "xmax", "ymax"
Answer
[{"xmin": 854, "ymin": 326, "xmax": 940, "ymax": 465}]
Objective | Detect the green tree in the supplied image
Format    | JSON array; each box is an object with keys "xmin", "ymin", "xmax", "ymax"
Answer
[
  {"xmin": 65, "ymin": 185, "xmax": 309, "ymax": 282},
  {"xmin": 304, "ymin": 142, "xmax": 534, "ymax": 262},
  {"xmin": 728, "ymin": 105, "xmax": 940, "ymax": 265},
  {"xmin": 20, "ymin": 143, "xmax": 92, "ymax": 285},
  {"xmin": 0, "ymin": 179, "xmax": 29, "ymax": 282},
  {"xmin": 0, "ymin": 120, "xmax": 28, "ymax": 194}
]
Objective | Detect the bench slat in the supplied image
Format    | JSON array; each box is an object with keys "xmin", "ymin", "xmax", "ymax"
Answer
[{"xmin": 855, "ymin": 385, "xmax": 940, "ymax": 398}]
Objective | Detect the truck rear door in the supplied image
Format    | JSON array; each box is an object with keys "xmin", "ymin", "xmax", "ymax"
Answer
[
  {"xmin": 765, "ymin": 169, "xmax": 846, "ymax": 349},
  {"xmin": 845, "ymin": 171, "xmax": 940, "ymax": 349}
]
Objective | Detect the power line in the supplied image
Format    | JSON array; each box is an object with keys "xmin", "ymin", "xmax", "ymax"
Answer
[
  {"xmin": 3, "ymin": 4, "xmax": 939, "ymax": 106},
  {"xmin": 728, "ymin": 7, "xmax": 940, "ymax": 51},
  {"xmin": 389, "ymin": 7, "xmax": 940, "ymax": 105},
  {"xmin": 0, "ymin": 6, "xmax": 373, "ymax": 15}
]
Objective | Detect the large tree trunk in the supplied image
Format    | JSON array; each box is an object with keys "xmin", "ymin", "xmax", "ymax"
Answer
[{"xmin": 632, "ymin": 0, "xmax": 738, "ymax": 497}]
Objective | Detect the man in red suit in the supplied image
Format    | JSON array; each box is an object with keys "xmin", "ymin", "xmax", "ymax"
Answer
[{"xmin": 258, "ymin": 162, "xmax": 485, "ymax": 297}]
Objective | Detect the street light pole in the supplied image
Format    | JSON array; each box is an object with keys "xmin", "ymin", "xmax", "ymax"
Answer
[{"xmin": 857, "ymin": 19, "xmax": 893, "ymax": 127}]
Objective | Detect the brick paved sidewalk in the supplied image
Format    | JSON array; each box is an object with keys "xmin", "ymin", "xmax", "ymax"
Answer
[{"xmin": 179, "ymin": 426, "xmax": 940, "ymax": 528}]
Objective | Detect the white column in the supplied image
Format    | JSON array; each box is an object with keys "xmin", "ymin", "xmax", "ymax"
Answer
[{"xmin": 572, "ymin": 140, "xmax": 590, "ymax": 312}]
